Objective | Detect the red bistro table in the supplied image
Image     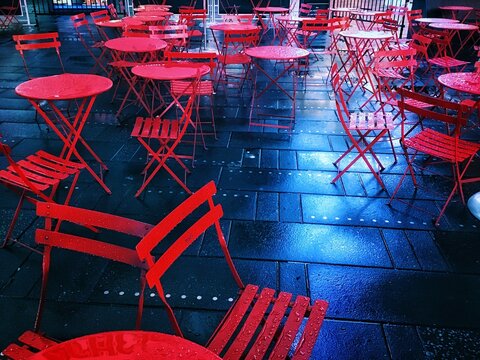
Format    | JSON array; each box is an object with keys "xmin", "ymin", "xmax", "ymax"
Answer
[
  {"xmin": 429, "ymin": 22, "xmax": 479, "ymax": 58},
  {"xmin": 439, "ymin": 5, "xmax": 473, "ymax": 22},
  {"xmin": 253, "ymin": 6, "xmax": 289, "ymax": 42},
  {"xmin": 96, "ymin": 18, "xmax": 144, "ymax": 40},
  {"xmin": 105, "ymin": 37, "xmax": 167, "ymax": 117},
  {"xmin": 339, "ymin": 30, "xmax": 393, "ymax": 101},
  {"xmin": 209, "ymin": 23, "xmax": 259, "ymax": 54},
  {"xmin": 131, "ymin": 62, "xmax": 210, "ymax": 117},
  {"xmin": 130, "ymin": 62, "xmax": 210, "ymax": 195},
  {"xmin": 29, "ymin": 331, "xmax": 221, "ymax": 359},
  {"xmin": 437, "ymin": 71, "xmax": 480, "ymax": 220},
  {"xmin": 245, "ymin": 46, "xmax": 310, "ymax": 132},
  {"xmin": 15, "ymin": 74, "xmax": 113, "ymax": 194}
]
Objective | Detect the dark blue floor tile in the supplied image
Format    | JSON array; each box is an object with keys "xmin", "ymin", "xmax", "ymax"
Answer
[{"xmin": 383, "ymin": 324, "xmax": 425, "ymax": 360}]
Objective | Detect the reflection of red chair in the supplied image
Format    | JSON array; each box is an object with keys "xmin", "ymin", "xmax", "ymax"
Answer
[
  {"xmin": 389, "ymin": 88, "xmax": 480, "ymax": 225},
  {"xmin": 131, "ymin": 75, "xmax": 198, "ymax": 197},
  {"xmin": 2, "ymin": 331, "xmax": 58, "ymax": 359},
  {"xmin": 33, "ymin": 202, "xmax": 152, "ymax": 332},
  {"xmin": 0, "ymin": 0, "xmax": 19, "ymax": 29},
  {"xmin": 331, "ymin": 68, "xmax": 396, "ymax": 189},
  {"xmin": 0, "ymin": 143, "xmax": 84, "ymax": 252},
  {"xmin": 136, "ymin": 180, "xmax": 329, "ymax": 359}
]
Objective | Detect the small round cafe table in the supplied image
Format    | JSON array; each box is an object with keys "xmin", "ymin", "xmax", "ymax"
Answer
[{"xmin": 28, "ymin": 331, "xmax": 221, "ymax": 359}]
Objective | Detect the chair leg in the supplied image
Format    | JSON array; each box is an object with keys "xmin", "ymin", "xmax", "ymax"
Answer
[
  {"xmin": 135, "ymin": 270, "xmax": 147, "ymax": 329},
  {"xmin": 1, "ymin": 191, "xmax": 25, "ymax": 249},
  {"xmin": 34, "ymin": 246, "xmax": 52, "ymax": 332}
]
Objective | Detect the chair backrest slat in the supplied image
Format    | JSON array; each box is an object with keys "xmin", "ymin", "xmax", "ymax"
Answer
[{"xmin": 36, "ymin": 202, "xmax": 154, "ymax": 237}]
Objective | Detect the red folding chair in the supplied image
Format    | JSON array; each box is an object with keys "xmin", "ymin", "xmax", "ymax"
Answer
[
  {"xmin": 149, "ymin": 24, "xmax": 189, "ymax": 52},
  {"xmin": 331, "ymin": 66, "xmax": 396, "ymax": 189},
  {"xmin": 165, "ymin": 50, "xmax": 218, "ymax": 165},
  {"xmin": 217, "ymin": 27, "xmax": 260, "ymax": 90},
  {"xmin": 130, "ymin": 74, "xmax": 199, "ymax": 197},
  {"xmin": 107, "ymin": 3, "xmax": 118, "ymax": 19},
  {"xmin": 0, "ymin": 142, "xmax": 84, "ymax": 252},
  {"xmin": 389, "ymin": 88, "xmax": 480, "ymax": 225},
  {"xmin": 0, "ymin": 0, "xmax": 19, "ymax": 29},
  {"xmin": 12, "ymin": 32, "xmax": 65, "ymax": 80},
  {"xmin": 33, "ymin": 202, "xmax": 153, "ymax": 332},
  {"xmin": 178, "ymin": 8, "xmax": 207, "ymax": 48},
  {"xmin": 136, "ymin": 180, "xmax": 329, "ymax": 359},
  {"xmin": 2, "ymin": 331, "xmax": 58, "ymax": 359},
  {"xmin": 70, "ymin": 13, "xmax": 109, "ymax": 75},
  {"xmin": 406, "ymin": 9, "xmax": 423, "ymax": 36},
  {"xmin": 361, "ymin": 48, "xmax": 418, "ymax": 113}
]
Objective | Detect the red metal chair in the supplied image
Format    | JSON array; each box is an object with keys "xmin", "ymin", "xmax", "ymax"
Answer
[
  {"xmin": 388, "ymin": 88, "xmax": 480, "ymax": 225},
  {"xmin": 33, "ymin": 202, "xmax": 153, "ymax": 332},
  {"xmin": 12, "ymin": 32, "xmax": 65, "ymax": 80},
  {"xmin": 406, "ymin": 9, "xmax": 423, "ymax": 36},
  {"xmin": 165, "ymin": 51, "xmax": 218, "ymax": 165},
  {"xmin": 331, "ymin": 66, "xmax": 396, "ymax": 189},
  {"xmin": 107, "ymin": 3, "xmax": 119, "ymax": 19},
  {"xmin": 130, "ymin": 74, "xmax": 199, "ymax": 197},
  {"xmin": 0, "ymin": 142, "xmax": 84, "ymax": 252},
  {"xmin": 149, "ymin": 24, "xmax": 189, "ymax": 52},
  {"xmin": 1, "ymin": 331, "xmax": 58, "ymax": 359},
  {"xmin": 70, "ymin": 13, "xmax": 109, "ymax": 75},
  {"xmin": 0, "ymin": 0, "xmax": 20, "ymax": 29},
  {"xmin": 136, "ymin": 180, "xmax": 329, "ymax": 359},
  {"xmin": 217, "ymin": 27, "xmax": 260, "ymax": 90},
  {"xmin": 178, "ymin": 8, "xmax": 207, "ymax": 48}
]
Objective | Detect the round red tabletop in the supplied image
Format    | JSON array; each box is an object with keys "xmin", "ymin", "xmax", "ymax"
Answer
[
  {"xmin": 245, "ymin": 46, "xmax": 310, "ymax": 60},
  {"xmin": 129, "ymin": 15, "xmax": 165, "ymax": 23},
  {"xmin": 351, "ymin": 10, "xmax": 385, "ymax": 17},
  {"xmin": 276, "ymin": 15, "xmax": 309, "ymax": 22},
  {"xmin": 15, "ymin": 73, "xmax": 113, "ymax": 101},
  {"xmin": 135, "ymin": 10, "xmax": 173, "ymax": 17},
  {"xmin": 97, "ymin": 18, "xmax": 144, "ymax": 28},
  {"xmin": 135, "ymin": 4, "xmax": 171, "ymax": 11},
  {"xmin": 28, "ymin": 331, "xmax": 221, "ymax": 360},
  {"xmin": 105, "ymin": 37, "xmax": 167, "ymax": 53},
  {"xmin": 437, "ymin": 72, "xmax": 480, "ymax": 95},
  {"xmin": 132, "ymin": 62, "xmax": 210, "ymax": 81},
  {"xmin": 414, "ymin": 17, "xmax": 459, "ymax": 24},
  {"xmin": 439, "ymin": 6, "xmax": 473, "ymax": 11},
  {"xmin": 339, "ymin": 30, "xmax": 393, "ymax": 40},
  {"xmin": 209, "ymin": 23, "xmax": 258, "ymax": 31},
  {"xmin": 429, "ymin": 22, "xmax": 478, "ymax": 31},
  {"xmin": 254, "ymin": 6, "xmax": 289, "ymax": 13}
]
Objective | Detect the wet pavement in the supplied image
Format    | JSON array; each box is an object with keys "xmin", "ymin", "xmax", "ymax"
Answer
[{"xmin": 0, "ymin": 15, "xmax": 480, "ymax": 359}]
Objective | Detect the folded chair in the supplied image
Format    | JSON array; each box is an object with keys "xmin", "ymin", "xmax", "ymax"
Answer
[
  {"xmin": 136, "ymin": 180, "xmax": 329, "ymax": 359},
  {"xmin": 388, "ymin": 88, "xmax": 480, "ymax": 225},
  {"xmin": 0, "ymin": 142, "xmax": 84, "ymax": 252},
  {"xmin": 331, "ymin": 65, "xmax": 397, "ymax": 190},
  {"xmin": 0, "ymin": 0, "xmax": 20, "ymax": 29}
]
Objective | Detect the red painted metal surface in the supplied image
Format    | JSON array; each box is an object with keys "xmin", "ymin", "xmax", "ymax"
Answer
[
  {"xmin": 135, "ymin": 181, "xmax": 328, "ymax": 358},
  {"xmin": 27, "ymin": 331, "xmax": 221, "ymax": 359},
  {"xmin": 0, "ymin": 144, "xmax": 84, "ymax": 252},
  {"xmin": 2, "ymin": 331, "xmax": 58, "ymax": 360},
  {"xmin": 245, "ymin": 45, "xmax": 309, "ymax": 60},
  {"xmin": 15, "ymin": 73, "xmax": 112, "ymax": 101},
  {"xmin": 132, "ymin": 62, "xmax": 209, "ymax": 81},
  {"xmin": 389, "ymin": 88, "xmax": 480, "ymax": 225},
  {"xmin": 33, "ymin": 202, "xmax": 153, "ymax": 332},
  {"xmin": 104, "ymin": 37, "xmax": 167, "ymax": 53},
  {"xmin": 438, "ymin": 72, "xmax": 480, "ymax": 96}
]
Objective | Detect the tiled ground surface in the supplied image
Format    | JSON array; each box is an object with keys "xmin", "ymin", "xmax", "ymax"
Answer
[{"xmin": 1, "ymin": 15, "xmax": 480, "ymax": 359}]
